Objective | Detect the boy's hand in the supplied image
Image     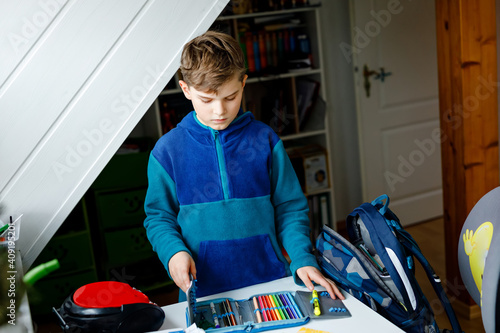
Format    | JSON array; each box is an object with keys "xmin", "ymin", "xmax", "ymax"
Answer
[
  {"xmin": 168, "ymin": 251, "xmax": 197, "ymax": 293},
  {"xmin": 296, "ymin": 266, "xmax": 345, "ymax": 300}
]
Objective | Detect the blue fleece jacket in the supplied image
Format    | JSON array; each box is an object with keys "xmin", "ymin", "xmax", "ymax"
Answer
[{"xmin": 144, "ymin": 110, "xmax": 319, "ymax": 299}]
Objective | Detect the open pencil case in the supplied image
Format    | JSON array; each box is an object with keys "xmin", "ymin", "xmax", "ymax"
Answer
[{"xmin": 185, "ymin": 280, "xmax": 351, "ymax": 332}]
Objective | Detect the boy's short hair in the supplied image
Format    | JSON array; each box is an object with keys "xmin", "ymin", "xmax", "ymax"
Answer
[{"xmin": 180, "ymin": 30, "xmax": 247, "ymax": 93}]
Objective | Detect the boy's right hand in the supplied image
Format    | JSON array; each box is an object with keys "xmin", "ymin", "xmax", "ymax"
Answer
[{"xmin": 168, "ymin": 251, "xmax": 197, "ymax": 293}]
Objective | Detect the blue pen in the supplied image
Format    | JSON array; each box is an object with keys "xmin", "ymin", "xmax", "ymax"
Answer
[{"xmin": 286, "ymin": 293, "xmax": 304, "ymax": 318}]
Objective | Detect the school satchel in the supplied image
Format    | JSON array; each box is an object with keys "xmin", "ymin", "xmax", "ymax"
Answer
[{"xmin": 316, "ymin": 194, "xmax": 463, "ymax": 333}]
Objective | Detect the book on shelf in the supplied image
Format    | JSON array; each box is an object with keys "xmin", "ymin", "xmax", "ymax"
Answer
[
  {"xmin": 295, "ymin": 78, "xmax": 320, "ymax": 128},
  {"xmin": 238, "ymin": 23, "xmax": 312, "ymax": 74},
  {"xmin": 260, "ymin": 86, "xmax": 295, "ymax": 136},
  {"xmin": 158, "ymin": 95, "xmax": 193, "ymax": 134},
  {"xmin": 224, "ymin": 0, "xmax": 311, "ymax": 15}
]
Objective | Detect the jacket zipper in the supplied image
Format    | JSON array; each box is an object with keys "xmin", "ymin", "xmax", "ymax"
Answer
[{"xmin": 212, "ymin": 130, "xmax": 230, "ymax": 200}]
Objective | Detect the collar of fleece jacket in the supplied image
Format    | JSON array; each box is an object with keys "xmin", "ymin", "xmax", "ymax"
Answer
[{"xmin": 182, "ymin": 108, "xmax": 251, "ymax": 144}]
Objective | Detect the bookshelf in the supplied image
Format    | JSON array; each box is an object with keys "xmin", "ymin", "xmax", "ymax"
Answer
[{"xmin": 139, "ymin": 3, "xmax": 337, "ymax": 234}]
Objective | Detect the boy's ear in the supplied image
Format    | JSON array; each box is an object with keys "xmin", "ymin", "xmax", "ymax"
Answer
[{"xmin": 179, "ymin": 80, "xmax": 192, "ymax": 100}]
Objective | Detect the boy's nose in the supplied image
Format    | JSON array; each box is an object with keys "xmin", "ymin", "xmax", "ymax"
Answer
[{"xmin": 213, "ymin": 102, "xmax": 226, "ymax": 116}]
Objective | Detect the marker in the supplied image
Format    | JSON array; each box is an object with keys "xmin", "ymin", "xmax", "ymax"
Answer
[
  {"xmin": 286, "ymin": 293, "xmax": 304, "ymax": 318},
  {"xmin": 267, "ymin": 295, "xmax": 282, "ymax": 320},
  {"xmin": 312, "ymin": 290, "xmax": 321, "ymax": 316},
  {"xmin": 262, "ymin": 295, "xmax": 277, "ymax": 321},
  {"xmin": 258, "ymin": 296, "xmax": 269, "ymax": 322},
  {"xmin": 210, "ymin": 302, "xmax": 220, "ymax": 328},
  {"xmin": 281, "ymin": 294, "xmax": 297, "ymax": 319},
  {"xmin": 276, "ymin": 294, "xmax": 293, "ymax": 319},
  {"xmin": 252, "ymin": 297, "xmax": 263, "ymax": 323},
  {"xmin": 272, "ymin": 294, "xmax": 288, "ymax": 320}
]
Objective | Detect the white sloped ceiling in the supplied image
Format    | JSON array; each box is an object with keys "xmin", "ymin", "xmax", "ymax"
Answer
[{"xmin": 0, "ymin": 0, "xmax": 228, "ymax": 270}]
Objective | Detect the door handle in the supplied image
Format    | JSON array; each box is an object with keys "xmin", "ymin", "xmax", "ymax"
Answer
[{"xmin": 363, "ymin": 65, "xmax": 392, "ymax": 97}]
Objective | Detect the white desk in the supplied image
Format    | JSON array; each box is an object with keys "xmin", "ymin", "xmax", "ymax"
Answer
[{"xmin": 158, "ymin": 277, "xmax": 404, "ymax": 332}]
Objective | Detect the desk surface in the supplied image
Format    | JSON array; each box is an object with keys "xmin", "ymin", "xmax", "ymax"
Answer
[{"xmin": 158, "ymin": 277, "xmax": 404, "ymax": 332}]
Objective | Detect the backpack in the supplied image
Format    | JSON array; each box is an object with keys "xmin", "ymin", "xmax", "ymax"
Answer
[{"xmin": 315, "ymin": 194, "xmax": 463, "ymax": 333}]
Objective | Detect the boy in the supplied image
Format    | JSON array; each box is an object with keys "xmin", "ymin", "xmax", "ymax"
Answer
[{"xmin": 144, "ymin": 31, "xmax": 343, "ymax": 301}]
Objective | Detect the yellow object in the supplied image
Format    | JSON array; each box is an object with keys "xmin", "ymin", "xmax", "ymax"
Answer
[
  {"xmin": 463, "ymin": 221, "xmax": 494, "ymax": 305},
  {"xmin": 297, "ymin": 327, "xmax": 331, "ymax": 333},
  {"xmin": 312, "ymin": 290, "xmax": 321, "ymax": 316}
]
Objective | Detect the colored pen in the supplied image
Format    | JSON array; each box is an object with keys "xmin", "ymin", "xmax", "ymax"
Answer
[
  {"xmin": 262, "ymin": 295, "xmax": 277, "ymax": 321},
  {"xmin": 275, "ymin": 294, "xmax": 292, "ymax": 319},
  {"xmin": 312, "ymin": 290, "xmax": 321, "ymax": 316},
  {"xmin": 267, "ymin": 295, "xmax": 282, "ymax": 320},
  {"xmin": 279, "ymin": 294, "xmax": 295, "ymax": 319},
  {"xmin": 258, "ymin": 296, "xmax": 269, "ymax": 322},
  {"xmin": 281, "ymin": 293, "xmax": 298, "ymax": 319},
  {"xmin": 286, "ymin": 293, "xmax": 304, "ymax": 318},
  {"xmin": 252, "ymin": 297, "xmax": 263, "ymax": 323},
  {"xmin": 210, "ymin": 302, "xmax": 220, "ymax": 328},
  {"xmin": 271, "ymin": 294, "xmax": 288, "ymax": 320}
]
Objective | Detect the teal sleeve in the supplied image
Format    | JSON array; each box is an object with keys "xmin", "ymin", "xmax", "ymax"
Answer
[
  {"xmin": 270, "ymin": 141, "xmax": 320, "ymax": 285},
  {"xmin": 143, "ymin": 153, "xmax": 191, "ymax": 279}
]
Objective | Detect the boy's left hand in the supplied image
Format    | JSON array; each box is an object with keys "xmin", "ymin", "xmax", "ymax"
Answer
[{"xmin": 296, "ymin": 266, "xmax": 345, "ymax": 300}]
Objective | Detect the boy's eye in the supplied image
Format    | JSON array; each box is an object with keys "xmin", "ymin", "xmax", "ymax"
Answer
[
  {"xmin": 201, "ymin": 99, "xmax": 212, "ymax": 104},
  {"xmin": 226, "ymin": 97, "xmax": 236, "ymax": 101}
]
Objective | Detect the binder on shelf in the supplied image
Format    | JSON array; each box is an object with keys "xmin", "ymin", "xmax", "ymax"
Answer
[{"xmin": 307, "ymin": 193, "xmax": 332, "ymax": 248}]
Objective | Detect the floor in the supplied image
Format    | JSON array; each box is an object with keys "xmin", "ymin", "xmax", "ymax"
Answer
[{"xmin": 32, "ymin": 218, "xmax": 485, "ymax": 332}]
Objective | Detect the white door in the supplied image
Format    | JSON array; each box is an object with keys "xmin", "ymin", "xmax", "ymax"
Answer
[{"xmin": 349, "ymin": 0, "xmax": 442, "ymax": 225}]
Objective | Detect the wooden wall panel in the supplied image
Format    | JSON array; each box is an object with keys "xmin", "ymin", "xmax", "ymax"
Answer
[
  {"xmin": 0, "ymin": 0, "xmax": 228, "ymax": 270},
  {"xmin": 435, "ymin": 0, "xmax": 499, "ymax": 311}
]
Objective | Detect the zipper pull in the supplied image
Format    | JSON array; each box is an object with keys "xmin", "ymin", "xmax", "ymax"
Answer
[{"xmin": 212, "ymin": 129, "xmax": 219, "ymax": 140}]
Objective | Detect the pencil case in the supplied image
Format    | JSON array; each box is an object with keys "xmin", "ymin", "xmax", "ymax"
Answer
[{"xmin": 185, "ymin": 280, "xmax": 351, "ymax": 332}]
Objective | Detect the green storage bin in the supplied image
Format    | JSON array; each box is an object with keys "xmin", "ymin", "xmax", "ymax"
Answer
[
  {"xmin": 28, "ymin": 269, "xmax": 98, "ymax": 316},
  {"xmin": 95, "ymin": 188, "xmax": 147, "ymax": 230},
  {"xmin": 91, "ymin": 151, "xmax": 150, "ymax": 190},
  {"xmin": 32, "ymin": 231, "xmax": 95, "ymax": 276},
  {"xmin": 104, "ymin": 227, "xmax": 154, "ymax": 266}
]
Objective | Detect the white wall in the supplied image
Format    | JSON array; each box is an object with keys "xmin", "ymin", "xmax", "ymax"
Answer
[{"xmin": 319, "ymin": 1, "xmax": 363, "ymax": 221}]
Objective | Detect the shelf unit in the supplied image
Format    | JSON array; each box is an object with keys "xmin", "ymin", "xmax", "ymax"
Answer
[{"xmin": 138, "ymin": 4, "xmax": 337, "ymax": 232}]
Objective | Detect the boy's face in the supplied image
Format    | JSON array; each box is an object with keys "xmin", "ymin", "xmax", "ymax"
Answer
[{"xmin": 179, "ymin": 74, "xmax": 247, "ymax": 131}]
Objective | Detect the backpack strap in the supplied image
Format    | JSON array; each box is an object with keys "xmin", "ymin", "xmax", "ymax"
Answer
[{"xmin": 395, "ymin": 229, "xmax": 463, "ymax": 333}]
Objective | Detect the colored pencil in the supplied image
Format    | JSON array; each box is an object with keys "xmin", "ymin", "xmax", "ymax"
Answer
[{"xmin": 226, "ymin": 299, "xmax": 237, "ymax": 326}]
